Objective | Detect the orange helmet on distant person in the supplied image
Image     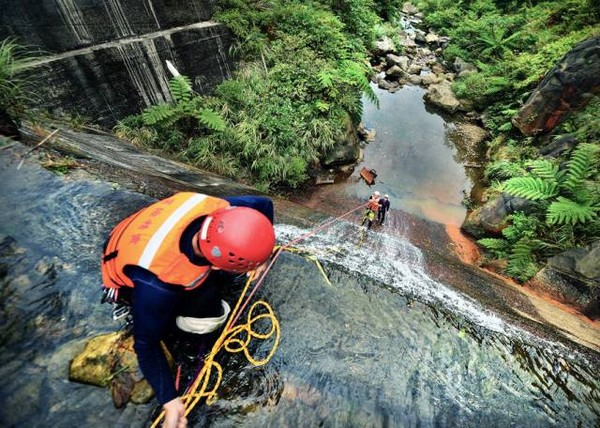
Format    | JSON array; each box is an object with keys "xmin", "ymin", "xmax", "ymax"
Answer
[{"xmin": 198, "ymin": 207, "xmax": 275, "ymax": 272}]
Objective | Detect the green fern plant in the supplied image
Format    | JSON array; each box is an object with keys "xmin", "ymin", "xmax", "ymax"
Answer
[
  {"xmin": 547, "ymin": 197, "xmax": 599, "ymax": 225},
  {"xmin": 503, "ymin": 177, "xmax": 558, "ymax": 200},
  {"xmin": 504, "ymin": 143, "xmax": 600, "ymax": 225},
  {"xmin": 140, "ymin": 75, "xmax": 226, "ymax": 134},
  {"xmin": 505, "ymin": 238, "xmax": 539, "ymax": 282},
  {"xmin": 477, "ymin": 238, "xmax": 509, "ymax": 258}
]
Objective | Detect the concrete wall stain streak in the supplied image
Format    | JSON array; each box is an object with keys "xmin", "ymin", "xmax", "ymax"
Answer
[{"xmin": 1, "ymin": 1, "xmax": 232, "ymax": 125}]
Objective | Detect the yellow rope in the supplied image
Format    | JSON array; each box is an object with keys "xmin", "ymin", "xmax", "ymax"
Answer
[
  {"xmin": 150, "ymin": 271, "xmax": 280, "ymax": 427},
  {"xmin": 150, "ymin": 247, "xmax": 333, "ymax": 426}
]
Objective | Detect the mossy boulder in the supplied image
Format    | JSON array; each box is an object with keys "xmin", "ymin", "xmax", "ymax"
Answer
[{"xmin": 69, "ymin": 332, "xmax": 159, "ymax": 407}]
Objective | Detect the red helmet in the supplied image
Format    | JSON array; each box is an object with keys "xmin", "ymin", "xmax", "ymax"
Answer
[{"xmin": 198, "ymin": 207, "xmax": 275, "ymax": 272}]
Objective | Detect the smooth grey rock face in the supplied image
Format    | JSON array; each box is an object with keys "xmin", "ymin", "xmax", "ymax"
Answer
[
  {"xmin": 0, "ymin": 0, "xmax": 217, "ymax": 53},
  {"xmin": 3, "ymin": 1, "xmax": 232, "ymax": 126},
  {"xmin": 22, "ymin": 23, "xmax": 234, "ymax": 126},
  {"xmin": 513, "ymin": 36, "xmax": 600, "ymax": 135}
]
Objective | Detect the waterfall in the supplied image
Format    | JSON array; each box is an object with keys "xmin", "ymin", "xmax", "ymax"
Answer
[
  {"xmin": 275, "ymin": 222, "xmax": 508, "ymax": 333},
  {"xmin": 55, "ymin": 0, "xmax": 92, "ymax": 45}
]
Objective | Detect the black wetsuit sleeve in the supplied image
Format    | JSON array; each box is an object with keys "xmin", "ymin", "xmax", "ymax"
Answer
[
  {"xmin": 130, "ymin": 270, "xmax": 181, "ymax": 405},
  {"xmin": 223, "ymin": 196, "xmax": 274, "ymax": 224}
]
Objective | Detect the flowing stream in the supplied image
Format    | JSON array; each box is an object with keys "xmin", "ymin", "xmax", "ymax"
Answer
[{"xmin": 1, "ymin": 141, "xmax": 599, "ymax": 427}]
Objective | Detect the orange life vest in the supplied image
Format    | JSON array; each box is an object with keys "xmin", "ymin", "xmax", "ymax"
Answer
[
  {"xmin": 102, "ymin": 192, "xmax": 229, "ymax": 290},
  {"xmin": 367, "ymin": 197, "xmax": 380, "ymax": 212}
]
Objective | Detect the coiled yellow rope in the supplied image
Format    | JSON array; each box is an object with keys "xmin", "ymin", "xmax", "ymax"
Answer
[
  {"xmin": 151, "ymin": 203, "xmax": 367, "ymax": 426},
  {"xmin": 150, "ymin": 271, "xmax": 280, "ymax": 427}
]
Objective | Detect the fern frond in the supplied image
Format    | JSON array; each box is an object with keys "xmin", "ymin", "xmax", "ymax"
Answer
[
  {"xmin": 197, "ymin": 108, "xmax": 226, "ymax": 132},
  {"xmin": 477, "ymin": 238, "xmax": 509, "ymax": 251},
  {"xmin": 504, "ymin": 177, "xmax": 558, "ymax": 200},
  {"xmin": 477, "ymin": 238, "xmax": 509, "ymax": 258},
  {"xmin": 317, "ymin": 70, "xmax": 334, "ymax": 89},
  {"xmin": 563, "ymin": 143, "xmax": 600, "ymax": 192},
  {"xmin": 505, "ymin": 257, "xmax": 538, "ymax": 282},
  {"xmin": 527, "ymin": 159, "xmax": 559, "ymax": 181},
  {"xmin": 505, "ymin": 238, "xmax": 539, "ymax": 281},
  {"xmin": 142, "ymin": 104, "xmax": 176, "ymax": 125},
  {"xmin": 339, "ymin": 60, "xmax": 379, "ymax": 108},
  {"xmin": 546, "ymin": 196, "xmax": 599, "ymax": 225},
  {"xmin": 169, "ymin": 75, "xmax": 193, "ymax": 104}
]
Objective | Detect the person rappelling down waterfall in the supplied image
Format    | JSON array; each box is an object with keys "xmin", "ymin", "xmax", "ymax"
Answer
[
  {"xmin": 101, "ymin": 192, "xmax": 275, "ymax": 428},
  {"xmin": 378, "ymin": 194, "xmax": 390, "ymax": 225},
  {"xmin": 361, "ymin": 190, "xmax": 380, "ymax": 230}
]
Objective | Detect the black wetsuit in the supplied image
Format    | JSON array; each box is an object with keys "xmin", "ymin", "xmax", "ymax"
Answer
[
  {"xmin": 378, "ymin": 197, "xmax": 390, "ymax": 225},
  {"xmin": 121, "ymin": 196, "xmax": 274, "ymax": 405}
]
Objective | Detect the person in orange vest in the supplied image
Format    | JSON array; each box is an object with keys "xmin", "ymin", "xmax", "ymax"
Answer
[
  {"xmin": 361, "ymin": 190, "xmax": 380, "ymax": 230},
  {"xmin": 101, "ymin": 192, "xmax": 275, "ymax": 428}
]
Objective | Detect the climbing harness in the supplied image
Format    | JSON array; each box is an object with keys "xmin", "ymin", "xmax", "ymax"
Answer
[{"xmin": 150, "ymin": 202, "xmax": 368, "ymax": 427}]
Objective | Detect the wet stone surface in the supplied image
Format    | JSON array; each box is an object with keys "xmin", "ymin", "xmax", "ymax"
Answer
[{"xmin": 1, "ymin": 143, "xmax": 600, "ymax": 427}]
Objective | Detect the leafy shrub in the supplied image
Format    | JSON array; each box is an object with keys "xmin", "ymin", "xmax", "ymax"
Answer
[
  {"xmin": 0, "ymin": 38, "xmax": 39, "ymax": 120},
  {"xmin": 479, "ymin": 144, "xmax": 600, "ymax": 281},
  {"xmin": 116, "ymin": 1, "xmax": 380, "ymax": 189}
]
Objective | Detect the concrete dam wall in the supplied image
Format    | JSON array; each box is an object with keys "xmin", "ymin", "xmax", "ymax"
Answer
[{"xmin": 0, "ymin": 0, "xmax": 234, "ymax": 125}]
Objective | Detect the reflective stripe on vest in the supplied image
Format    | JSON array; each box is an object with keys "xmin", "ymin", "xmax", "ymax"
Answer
[{"xmin": 101, "ymin": 192, "xmax": 229, "ymax": 290}]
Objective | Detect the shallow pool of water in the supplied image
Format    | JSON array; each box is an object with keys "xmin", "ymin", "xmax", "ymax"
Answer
[{"xmin": 298, "ymin": 84, "xmax": 474, "ymax": 226}]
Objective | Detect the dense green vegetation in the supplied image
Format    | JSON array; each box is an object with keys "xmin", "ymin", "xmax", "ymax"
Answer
[
  {"xmin": 0, "ymin": 39, "xmax": 38, "ymax": 126},
  {"xmin": 414, "ymin": 0, "xmax": 600, "ymax": 281},
  {"xmin": 116, "ymin": 0, "xmax": 388, "ymax": 190}
]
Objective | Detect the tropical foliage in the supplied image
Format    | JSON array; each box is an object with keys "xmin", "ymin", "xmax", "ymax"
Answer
[
  {"xmin": 0, "ymin": 38, "xmax": 39, "ymax": 121},
  {"xmin": 415, "ymin": 0, "xmax": 599, "ymax": 114},
  {"xmin": 413, "ymin": 0, "xmax": 600, "ymax": 281},
  {"xmin": 116, "ymin": 0, "xmax": 385, "ymax": 189},
  {"xmin": 478, "ymin": 143, "xmax": 600, "ymax": 281}
]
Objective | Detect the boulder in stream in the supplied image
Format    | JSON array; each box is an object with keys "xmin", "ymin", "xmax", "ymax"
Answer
[
  {"xmin": 69, "ymin": 332, "xmax": 156, "ymax": 407},
  {"xmin": 421, "ymin": 74, "xmax": 443, "ymax": 86},
  {"xmin": 407, "ymin": 75, "xmax": 422, "ymax": 85},
  {"xmin": 321, "ymin": 123, "xmax": 361, "ymax": 168},
  {"xmin": 424, "ymin": 81, "xmax": 460, "ymax": 113},
  {"xmin": 462, "ymin": 193, "xmax": 538, "ymax": 238},
  {"xmin": 373, "ymin": 37, "xmax": 397, "ymax": 56},
  {"xmin": 357, "ymin": 123, "xmax": 376, "ymax": 143},
  {"xmin": 385, "ymin": 65, "xmax": 405, "ymax": 78},
  {"xmin": 530, "ymin": 241, "xmax": 600, "ymax": 319},
  {"xmin": 386, "ymin": 54, "xmax": 410, "ymax": 71},
  {"xmin": 425, "ymin": 33, "xmax": 440, "ymax": 44},
  {"xmin": 512, "ymin": 36, "xmax": 600, "ymax": 135},
  {"xmin": 407, "ymin": 64, "xmax": 422, "ymax": 75}
]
